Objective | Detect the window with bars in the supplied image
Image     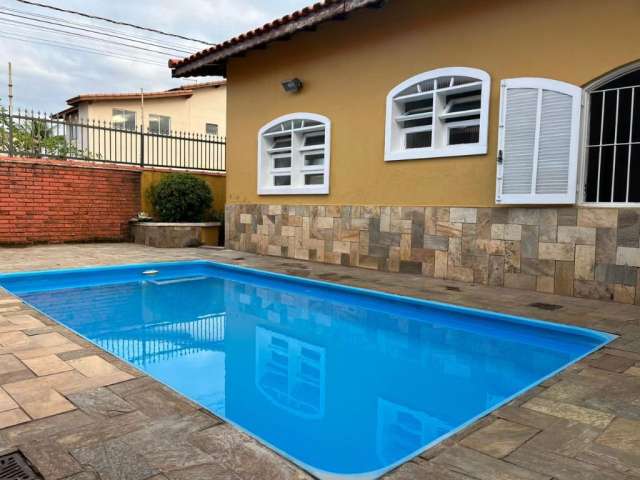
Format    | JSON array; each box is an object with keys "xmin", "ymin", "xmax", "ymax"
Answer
[
  {"xmin": 584, "ymin": 69, "xmax": 640, "ymax": 204},
  {"xmin": 385, "ymin": 67, "xmax": 490, "ymax": 161},
  {"xmin": 258, "ymin": 113, "xmax": 330, "ymax": 195}
]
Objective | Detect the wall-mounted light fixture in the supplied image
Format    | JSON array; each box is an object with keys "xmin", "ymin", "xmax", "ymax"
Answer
[{"xmin": 282, "ymin": 78, "xmax": 303, "ymax": 93}]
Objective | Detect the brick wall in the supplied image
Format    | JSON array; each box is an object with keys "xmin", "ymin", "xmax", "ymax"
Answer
[
  {"xmin": 227, "ymin": 204, "xmax": 640, "ymax": 305},
  {"xmin": 0, "ymin": 157, "xmax": 140, "ymax": 245}
]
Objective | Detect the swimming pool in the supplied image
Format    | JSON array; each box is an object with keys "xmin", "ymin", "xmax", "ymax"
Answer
[{"xmin": 0, "ymin": 260, "xmax": 613, "ymax": 479}]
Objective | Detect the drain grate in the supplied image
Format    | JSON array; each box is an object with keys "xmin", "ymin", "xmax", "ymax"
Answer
[
  {"xmin": 529, "ymin": 302, "xmax": 563, "ymax": 311},
  {"xmin": 0, "ymin": 451, "xmax": 42, "ymax": 480},
  {"xmin": 445, "ymin": 286, "xmax": 461, "ymax": 292}
]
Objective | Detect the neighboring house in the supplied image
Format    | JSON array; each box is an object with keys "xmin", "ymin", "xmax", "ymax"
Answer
[
  {"xmin": 170, "ymin": 0, "xmax": 640, "ymax": 305},
  {"xmin": 55, "ymin": 80, "xmax": 226, "ymax": 136}
]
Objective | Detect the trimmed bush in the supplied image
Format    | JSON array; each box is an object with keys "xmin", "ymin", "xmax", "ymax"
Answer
[{"xmin": 148, "ymin": 173, "xmax": 213, "ymax": 222}]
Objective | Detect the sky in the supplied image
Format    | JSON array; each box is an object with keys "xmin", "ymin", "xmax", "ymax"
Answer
[{"xmin": 0, "ymin": 0, "xmax": 311, "ymax": 113}]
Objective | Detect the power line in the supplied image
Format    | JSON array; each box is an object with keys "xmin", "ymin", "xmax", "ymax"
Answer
[
  {"xmin": 14, "ymin": 0, "xmax": 215, "ymax": 45},
  {"xmin": 0, "ymin": 15, "xmax": 188, "ymax": 57},
  {"xmin": 0, "ymin": 8, "xmax": 196, "ymax": 55},
  {"xmin": 0, "ymin": 5, "xmax": 202, "ymax": 53},
  {"xmin": 0, "ymin": 30, "xmax": 168, "ymax": 67}
]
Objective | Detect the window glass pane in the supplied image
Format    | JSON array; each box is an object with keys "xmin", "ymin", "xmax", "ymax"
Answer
[
  {"xmin": 304, "ymin": 153, "xmax": 324, "ymax": 166},
  {"xmin": 598, "ymin": 145, "xmax": 614, "ymax": 202},
  {"xmin": 112, "ymin": 109, "xmax": 135, "ymax": 130},
  {"xmin": 274, "ymin": 176, "xmax": 291, "ymax": 186},
  {"xmin": 305, "ymin": 174, "xmax": 324, "ymax": 185},
  {"xmin": 633, "ymin": 87, "xmax": 640, "ymax": 143},
  {"xmin": 404, "ymin": 99, "xmax": 432, "ymax": 116},
  {"xmin": 446, "ymin": 97, "xmax": 481, "ymax": 113},
  {"xmin": 273, "ymin": 157, "xmax": 291, "ymax": 169},
  {"xmin": 149, "ymin": 115, "xmax": 170, "ymax": 135},
  {"xmin": 206, "ymin": 123, "xmax": 218, "ymax": 135},
  {"xmin": 272, "ymin": 135, "xmax": 291, "ymax": 149},
  {"xmin": 588, "ymin": 92, "xmax": 603, "ymax": 146},
  {"xmin": 585, "ymin": 147, "xmax": 600, "ymax": 202},
  {"xmin": 630, "ymin": 145, "xmax": 640, "ymax": 202},
  {"xmin": 613, "ymin": 145, "xmax": 629, "ymax": 202},
  {"xmin": 602, "ymin": 91, "xmax": 618, "ymax": 145},
  {"xmin": 401, "ymin": 118, "xmax": 431, "ymax": 128},
  {"xmin": 449, "ymin": 125, "xmax": 479, "ymax": 145},
  {"xmin": 594, "ymin": 69, "xmax": 640, "ymax": 90},
  {"xmin": 304, "ymin": 133, "xmax": 324, "ymax": 146},
  {"xmin": 406, "ymin": 131, "xmax": 431, "ymax": 149},
  {"xmin": 616, "ymin": 88, "xmax": 632, "ymax": 143}
]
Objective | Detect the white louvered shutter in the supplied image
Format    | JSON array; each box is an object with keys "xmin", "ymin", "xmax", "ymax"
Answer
[{"xmin": 496, "ymin": 78, "xmax": 582, "ymax": 204}]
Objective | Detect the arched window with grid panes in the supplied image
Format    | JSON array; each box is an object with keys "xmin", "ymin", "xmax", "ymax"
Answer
[
  {"xmin": 258, "ymin": 113, "xmax": 330, "ymax": 195},
  {"xmin": 385, "ymin": 67, "xmax": 490, "ymax": 161}
]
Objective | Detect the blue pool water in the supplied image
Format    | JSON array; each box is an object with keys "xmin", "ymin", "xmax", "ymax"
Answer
[{"xmin": 0, "ymin": 261, "xmax": 613, "ymax": 478}]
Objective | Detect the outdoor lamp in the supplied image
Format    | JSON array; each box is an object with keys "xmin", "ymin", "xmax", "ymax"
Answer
[{"xmin": 282, "ymin": 78, "xmax": 303, "ymax": 93}]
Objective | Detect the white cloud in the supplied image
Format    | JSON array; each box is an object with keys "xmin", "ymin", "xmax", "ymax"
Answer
[{"xmin": 0, "ymin": 0, "xmax": 310, "ymax": 112}]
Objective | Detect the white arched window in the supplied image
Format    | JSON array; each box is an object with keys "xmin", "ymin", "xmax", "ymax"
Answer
[
  {"xmin": 258, "ymin": 113, "xmax": 330, "ymax": 195},
  {"xmin": 385, "ymin": 67, "xmax": 490, "ymax": 161}
]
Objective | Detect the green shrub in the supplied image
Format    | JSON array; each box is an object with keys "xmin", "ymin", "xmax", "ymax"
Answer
[{"xmin": 148, "ymin": 173, "xmax": 213, "ymax": 222}]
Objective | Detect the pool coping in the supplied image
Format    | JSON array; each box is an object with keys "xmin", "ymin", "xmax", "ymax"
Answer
[{"xmin": 0, "ymin": 258, "xmax": 617, "ymax": 479}]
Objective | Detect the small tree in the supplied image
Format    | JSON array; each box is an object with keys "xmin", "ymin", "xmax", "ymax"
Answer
[
  {"xmin": 0, "ymin": 106, "xmax": 94, "ymax": 159},
  {"xmin": 148, "ymin": 173, "xmax": 213, "ymax": 222}
]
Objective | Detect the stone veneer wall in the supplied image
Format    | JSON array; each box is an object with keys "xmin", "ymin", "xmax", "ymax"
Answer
[{"xmin": 226, "ymin": 204, "xmax": 640, "ymax": 305}]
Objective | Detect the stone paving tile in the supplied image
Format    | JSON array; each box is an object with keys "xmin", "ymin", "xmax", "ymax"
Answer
[
  {"xmin": 506, "ymin": 446, "xmax": 630, "ymax": 480},
  {"xmin": 387, "ymin": 459, "xmax": 476, "ymax": 479},
  {"xmin": 189, "ymin": 424, "xmax": 312, "ymax": 480},
  {"xmin": 66, "ymin": 387, "xmax": 136, "ymax": 418},
  {"xmin": 596, "ymin": 417, "xmax": 640, "ymax": 455},
  {"xmin": 71, "ymin": 438, "xmax": 158, "ymax": 480},
  {"xmin": 21, "ymin": 441, "xmax": 84, "ymax": 480},
  {"xmin": 431, "ymin": 445, "xmax": 551, "ymax": 480},
  {"xmin": 459, "ymin": 418, "xmax": 539, "ymax": 458},
  {"xmin": 0, "ymin": 244, "xmax": 638, "ymax": 480},
  {"xmin": 22, "ymin": 354, "xmax": 73, "ymax": 376},
  {"xmin": 0, "ymin": 408, "xmax": 30, "ymax": 429},
  {"xmin": 524, "ymin": 420, "xmax": 602, "ymax": 457},
  {"xmin": 523, "ymin": 397, "xmax": 615, "ymax": 428}
]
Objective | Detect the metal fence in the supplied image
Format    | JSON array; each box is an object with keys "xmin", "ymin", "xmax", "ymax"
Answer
[{"xmin": 0, "ymin": 107, "xmax": 225, "ymax": 171}]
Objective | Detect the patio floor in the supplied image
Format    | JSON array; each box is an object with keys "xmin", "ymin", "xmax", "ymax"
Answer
[{"xmin": 0, "ymin": 243, "xmax": 639, "ymax": 480}]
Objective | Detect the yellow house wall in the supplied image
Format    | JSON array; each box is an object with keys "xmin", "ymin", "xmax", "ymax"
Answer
[
  {"xmin": 225, "ymin": 0, "xmax": 640, "ymax": 207},
  {"xmin": 83, "ymin": 85, "xmax": 226, "ymax": 135},
  {"xmin": 140, "ymin": 170, "xmax": 227, "ymax": 216}
]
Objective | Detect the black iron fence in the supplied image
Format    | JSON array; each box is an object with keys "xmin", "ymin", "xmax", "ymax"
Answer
[{"xmin": 0, "ymin": 106, "xmax": 225, "ymax": 171}]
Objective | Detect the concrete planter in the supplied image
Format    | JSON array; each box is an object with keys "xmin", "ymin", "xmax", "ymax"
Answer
[{"xmin": 131, "ymin": 221, "xmax": 221, "ymax": 248}]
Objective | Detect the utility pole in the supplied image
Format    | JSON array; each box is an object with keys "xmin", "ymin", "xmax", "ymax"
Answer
[
  {"xmin": 7, "ymin": 62, "xmax": 14, "ymax": 156},
  {"xmin": 139, "ymin": 88, "xmax": 144, "ymax": 166}
]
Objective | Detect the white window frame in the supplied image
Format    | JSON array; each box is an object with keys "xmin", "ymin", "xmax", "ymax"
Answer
[
  {"xmin": 257, "ymin": 113, "xmax": 330, "ymax": 195},
  {"xmin": 496, "ymin": 77, "xmax": 582, "ymax": 205},
  {"xmin": 578, "ymin": 62, "xmax": 640, "ymax": 207},
  {"xmin": 385, "ymin": 67, "xmax": 490, "ymax": 161}
]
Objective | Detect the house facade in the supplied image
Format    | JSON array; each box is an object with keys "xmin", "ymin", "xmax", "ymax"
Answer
[
  {"xmin": 171, "ymin": 0, "xmax": 640, "ymax": 305},
  {"xmin": 56, "ymin": 80, "xmax": 226, "ymax": 136}
]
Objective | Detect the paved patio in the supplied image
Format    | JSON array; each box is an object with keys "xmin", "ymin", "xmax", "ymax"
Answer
[{"xmin": 0, "ymin": 243, "xmax": 639, "ymax": 480}]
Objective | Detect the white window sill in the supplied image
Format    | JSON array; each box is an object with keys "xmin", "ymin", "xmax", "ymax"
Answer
[
  {"xmin": 258, "ymin": 185, "xmax": 329, "ymax": 195},
  {"xmin": 578, "ymin": 202, "xmax": 640, "ymax": 208},
  {"xmin": 385, "ymin": 144, "xmax": 487, "ymax": 162}
]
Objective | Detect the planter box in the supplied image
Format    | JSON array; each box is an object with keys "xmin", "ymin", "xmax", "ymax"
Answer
[{"xmin": 131, "ymin": 221, "xmax": 221, "ymax": 248}]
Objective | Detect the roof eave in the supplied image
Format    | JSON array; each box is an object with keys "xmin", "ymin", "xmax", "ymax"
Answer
[{"xmin": 171, "ymin": 0, "xmax": 385, "ymax": 78}]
